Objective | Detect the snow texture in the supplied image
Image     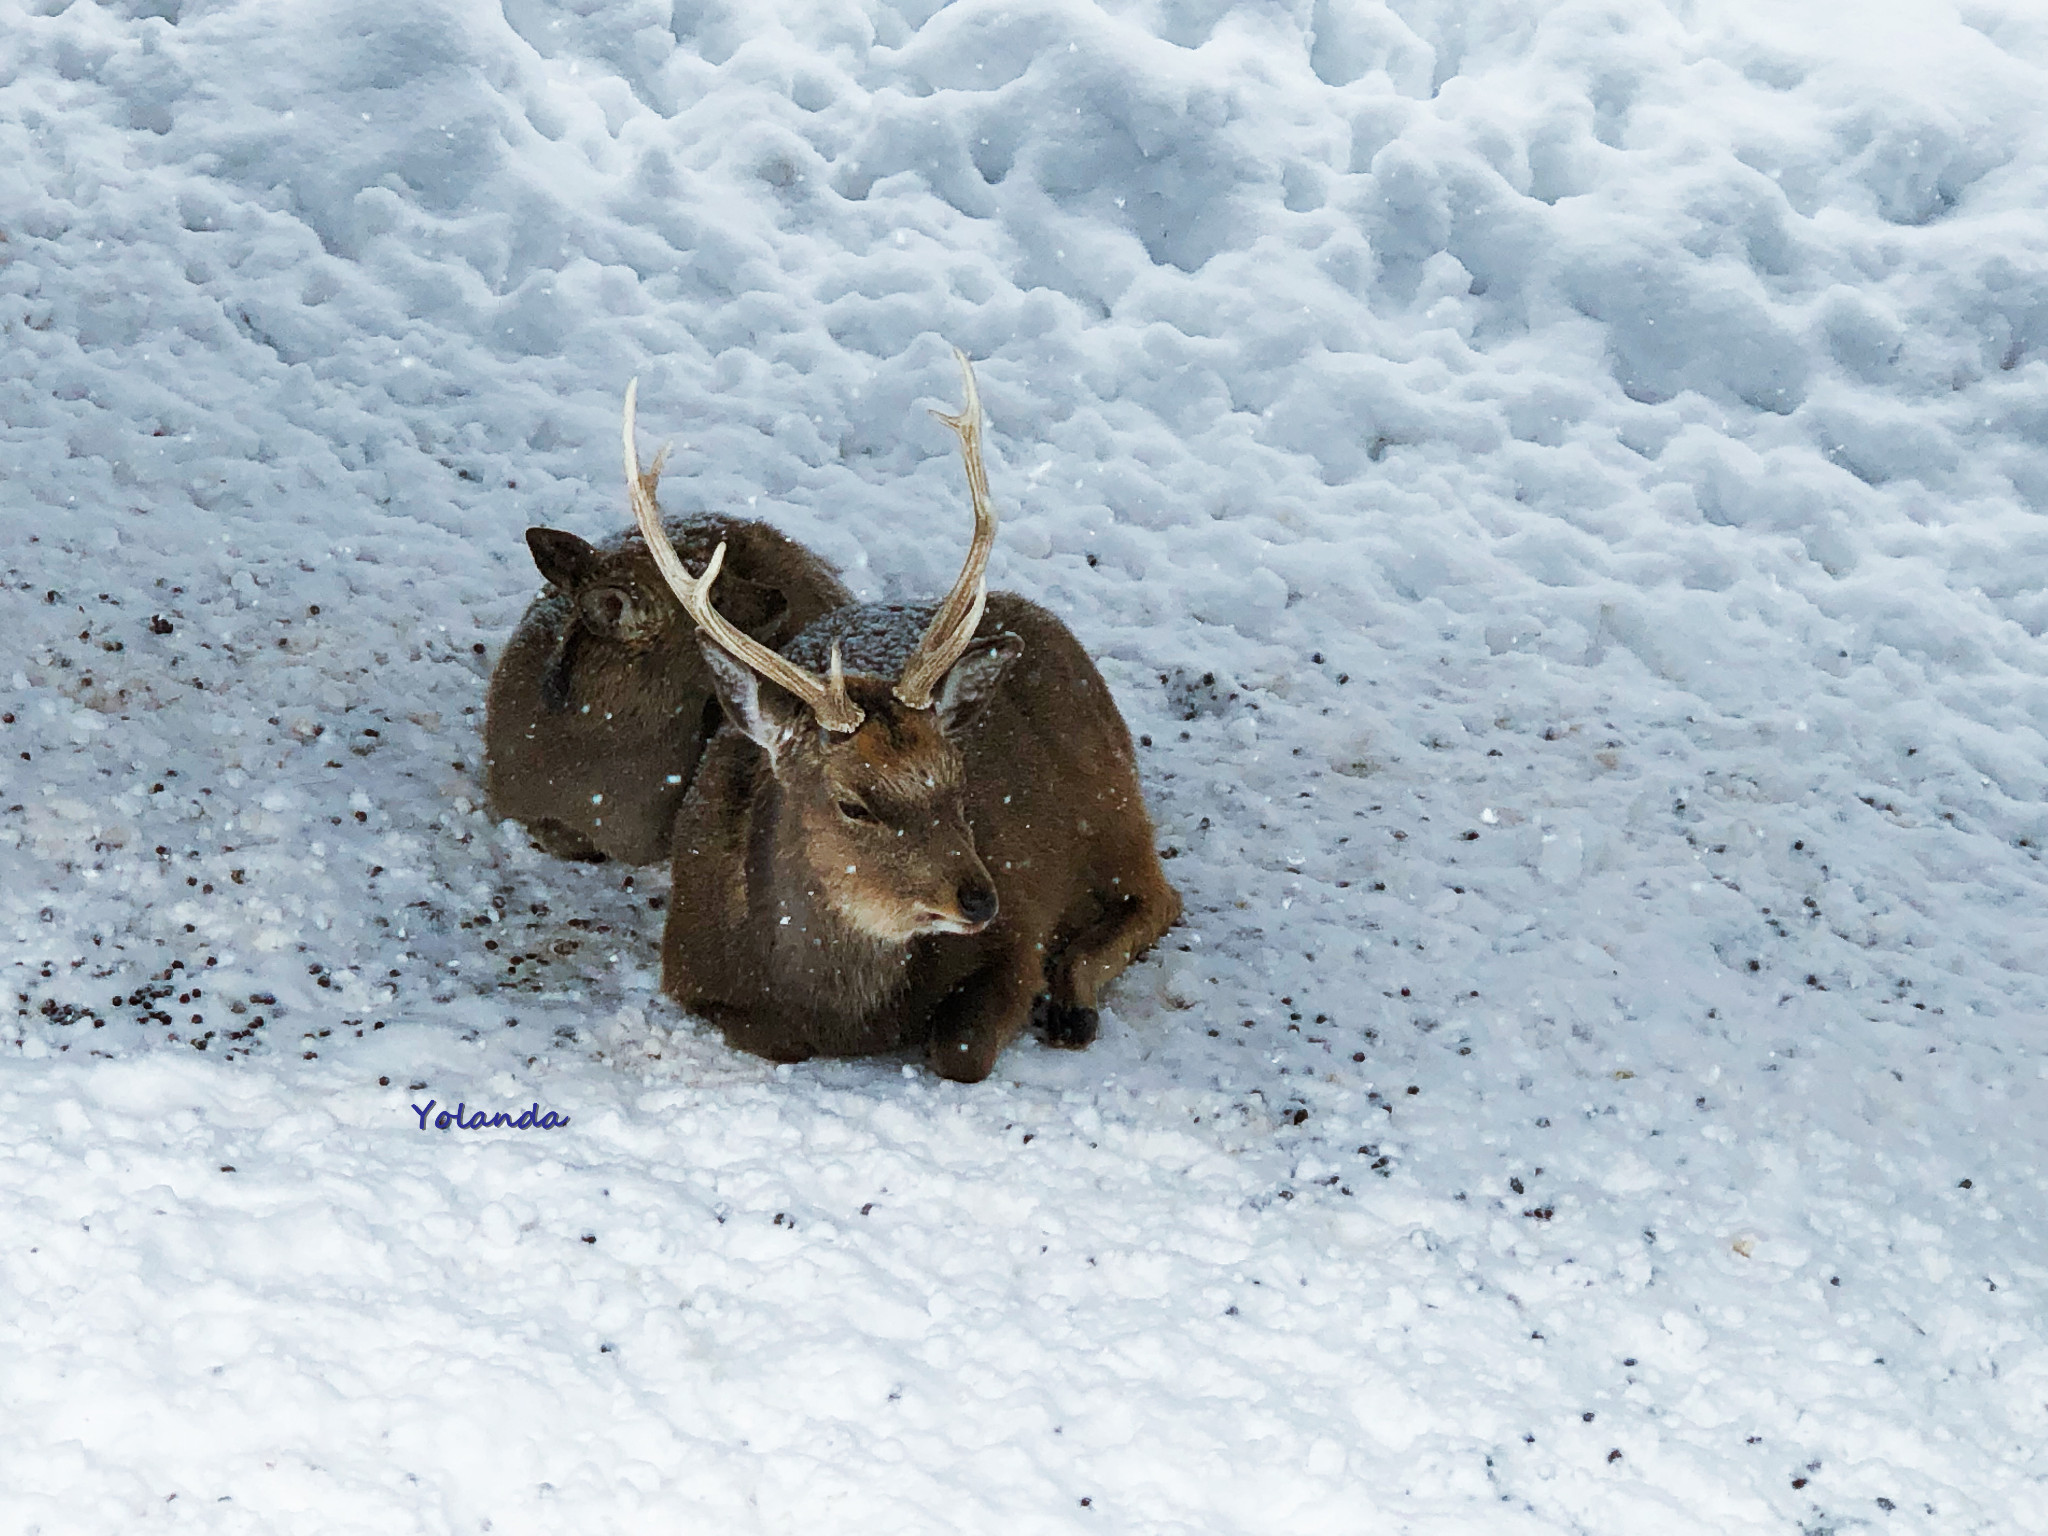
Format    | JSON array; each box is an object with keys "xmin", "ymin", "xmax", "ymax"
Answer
[{"xmin": 4, "ymin": 0, "xmax": 2046, "ymax": 1529}]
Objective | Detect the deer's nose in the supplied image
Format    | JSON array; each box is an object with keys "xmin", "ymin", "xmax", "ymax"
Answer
[{"xmin": 957, "ymin": 882, "xmax": 998, "ymax": 926}]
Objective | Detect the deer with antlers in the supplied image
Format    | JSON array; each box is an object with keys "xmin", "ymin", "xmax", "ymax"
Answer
[{"xmin": 630, "ymin": 353, "xmax": 1180, "ymax": 1082}]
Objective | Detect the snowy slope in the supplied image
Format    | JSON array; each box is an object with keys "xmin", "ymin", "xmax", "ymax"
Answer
[{"xmin": 4, "ymin": 0, "xmax": 2047, "ymax": 1530}]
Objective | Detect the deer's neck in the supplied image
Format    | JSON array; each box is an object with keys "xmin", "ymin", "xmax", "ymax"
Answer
[{"xmin": 752, "ymin": 790, "xmax": 912, "ymax": 1033}]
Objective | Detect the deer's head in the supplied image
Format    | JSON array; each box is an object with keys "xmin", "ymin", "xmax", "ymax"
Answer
[{"xmin": 523, "ymin": 525, "xmax": 788, "ymax": 653}]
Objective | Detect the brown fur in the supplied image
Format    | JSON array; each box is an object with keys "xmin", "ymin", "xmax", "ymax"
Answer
[
  {"xmin": 484, "ymin": 516, "xmax": 849, "ymax": 864},
  {"xmin": 663, "ymin": 592, "xmax": 1181, "ymax": 1082}
]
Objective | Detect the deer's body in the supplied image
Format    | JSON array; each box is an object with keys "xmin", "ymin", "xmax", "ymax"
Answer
[
  {"xmin": 662, "ymin": 593, "xmax": 1180, "ymax": 1081},
  {"xmin": 615, "ymin": 354, "xmax": 1177, "ymax": 1081},
  {"xmin": 484, "ymin": 515, "xmax": 848, "ymax": 864}
]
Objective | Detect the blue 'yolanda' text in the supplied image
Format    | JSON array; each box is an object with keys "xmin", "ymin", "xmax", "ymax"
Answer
[{"xmin": 411, "ymin": 1099, "xmax": 570, "ymax": 1131}]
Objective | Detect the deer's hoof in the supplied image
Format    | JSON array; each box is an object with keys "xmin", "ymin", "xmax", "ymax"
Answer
[
  {"xmin": 926, "ymin": 1033, "xmax": 997, "ymax": 1083},
  {"xmin": 1034, "ymin": 999, "xmax": 1098, "ymax": 1049}
]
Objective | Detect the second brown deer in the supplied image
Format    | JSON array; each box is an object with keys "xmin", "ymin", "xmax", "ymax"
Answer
[
  {"xmin": 633, "ymin": 353, "xmax": 1181, "ymax": 1082},
  {"xmin": 485, "ymin": 511, "xmax": 848, "ymax": 864}
]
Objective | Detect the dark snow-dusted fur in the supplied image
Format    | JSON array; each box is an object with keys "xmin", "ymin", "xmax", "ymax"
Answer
[{"xmin": 783, "ymin": 602, "xmax": 945, "ymax": 679}]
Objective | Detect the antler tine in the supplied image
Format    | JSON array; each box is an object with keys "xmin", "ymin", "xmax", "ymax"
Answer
[
  {"xmin": 621, "ymin": 378, "xmax": 672, "ymax": 530},
  {"xmin": 623, "ymin": 380, "xmax": 865, "ymax": 735},
  {"xmin": 896, "ymin": 348, "xmax": 998, "ymax": 709}
]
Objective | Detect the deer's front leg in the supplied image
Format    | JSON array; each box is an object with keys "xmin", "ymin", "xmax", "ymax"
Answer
[{"xmin": 924, "ymin": 944, "xmax": 1042, "ymax": 1083}]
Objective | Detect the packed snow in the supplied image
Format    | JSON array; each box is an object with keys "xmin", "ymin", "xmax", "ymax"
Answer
[{"xmin": 4, "ymin": 0, "xmax": 2047, "ymax": 1529}]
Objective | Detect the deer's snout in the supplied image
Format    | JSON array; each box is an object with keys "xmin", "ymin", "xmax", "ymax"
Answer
[
  {"xmin": 915, "ymin": 871, "xmax": 998, "ymax": 936},
  {"xmin": 956, "ymin": 881, "xmax": 998, "ymax": 928}
]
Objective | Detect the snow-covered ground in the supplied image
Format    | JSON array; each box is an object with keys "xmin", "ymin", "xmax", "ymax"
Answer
[{"xmin": 5, "ymin": 0, "xmax": 2047, "ymax": 1529}]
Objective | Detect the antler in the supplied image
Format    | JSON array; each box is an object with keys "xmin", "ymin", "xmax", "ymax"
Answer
[
  {"xmin": 894, "ymin": 348, "xmax": 998, "ymax": 710},
  {"xmin": 623, "ymin": 380, "xmax": 864, "ymax": 735}
]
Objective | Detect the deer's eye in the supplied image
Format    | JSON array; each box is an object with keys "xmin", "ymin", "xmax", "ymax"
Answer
[{"xmin": 837, "ymin": 800, "xmax": 874, "ymax": 823}]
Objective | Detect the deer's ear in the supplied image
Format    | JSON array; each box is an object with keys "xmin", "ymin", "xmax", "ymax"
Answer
[
  {"xmin": 700, "ymin": 638, "xmax": 807, "ymax": 765},
  {"xmin": 934, "ymin": 632, "xmax": 1023, "ymax": 736},
  {"xmin": 526, "ymin": 528, "xmax": 598, "ymax": 590}
]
